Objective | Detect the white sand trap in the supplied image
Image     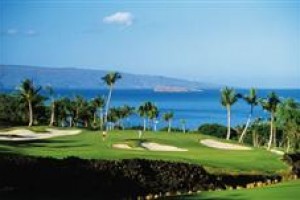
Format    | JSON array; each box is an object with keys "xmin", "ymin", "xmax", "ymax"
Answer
[
  {"xmin": 112, "ymin": 143, "xmax": 132, "ymax": 150},
  {"xmin": 141, "ymin": 142, "xmax": 188, "ymax": 152},
  {"xmin": 270, "ymin": 149, "xmax": 284, "ymax": 155},
  {"xmin": 0, "ymin": 128, "xmax": 81, "ymax": 141},
  {"xmin": 200, "ymin": 139, "xmax": 252, "ymax": 150}
]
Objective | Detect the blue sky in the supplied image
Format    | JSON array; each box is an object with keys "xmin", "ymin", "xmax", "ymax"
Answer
[{"xmin": 0, "ymin": 0, "xmax": 299, "ymax": 88}]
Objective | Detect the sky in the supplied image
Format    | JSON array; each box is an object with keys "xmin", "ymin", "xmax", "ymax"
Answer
[{"xmin": 0, "ymin": 0, "xmax": 299, "ymax": 88}]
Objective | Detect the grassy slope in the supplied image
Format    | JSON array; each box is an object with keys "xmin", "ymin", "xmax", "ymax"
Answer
[
  {"xmin": 0, "ymin": 129, "xmax": 288, "ymax": 174},
  {"xmin": 172, "ymin": 179, "xmax": 300, "ymax": 200}
]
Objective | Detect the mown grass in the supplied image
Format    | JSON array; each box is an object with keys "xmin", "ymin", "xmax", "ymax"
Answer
[
  {"xmin": 0, "ymin": 128, "xmax": 289, "ymax": 174},
  {"xmin": 170, "ymin": 179, "xmax": 300, "ymax": 200}
]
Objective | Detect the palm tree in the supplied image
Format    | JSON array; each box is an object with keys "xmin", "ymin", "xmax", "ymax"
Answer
[
  {"xmin": 163, "ymin": 112, "xmax": 174, "ymax": 133},
  {"xmin": 221, "ymin": 87, "xmax": 238, "ymax": 140},
  {"xmin": 138, "ymin": 103, "xmax": 148, "ymax": 131},
  {"xmin": 275, "ymin": 98, "xmax": 300, "ymax": 152},
  {"xmin": 102, "ymin": 72, "xmax": 122, "ymax": 131},
  {"xmin": 78, "ymin": 100, "xmax": 93, "ymax": 128},
  {"xmin": 119, "ymin": 105, "xmax": 134, "ymax": 129},
  {"xmin": 238, "ymin": 88, "xmax": 258, "ymax": 143},
  {"xmin": 18, "ymin": 79, "xmax": 42, "ymax": 127},
  {"xmin": 45, "ymin": 85, "xmax": 56, "ymax": 127},
  {"xmin": 148, "ymin": 104, "xmax": 159, "ymax": 131},
  {"xmin": 260, "ymin": 92, "xmax": 280, "ymax": 150},
  {"xmin": 91, "ymin": 96, "xmax": 105, "ymax": 128},
  {"xmin": 74, "ymin": 95, "xmax": 84, "ymax": 127},
  {"xmin": 56, "ymin": 97, "xmax": 69, "ymax": 127},
  {"xmin": 180, "ymin": 119, "xmax": 186, "ymax": 133}
]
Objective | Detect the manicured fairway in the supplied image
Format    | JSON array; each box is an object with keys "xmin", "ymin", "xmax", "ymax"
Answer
[
  {"xmin": 171, "ymin": 179, "xmax": 300, "ymax": 200},
  {"xmin": 0, "ymin": 128, "xmax": 288, "ymax": 174}
]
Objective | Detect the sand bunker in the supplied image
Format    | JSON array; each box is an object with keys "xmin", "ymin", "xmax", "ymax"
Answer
[
  {"xmin": 112, "ymin": 143, "xmax": 132, "ymax": 149},
  {"xmin": 0, "ymin": 128, "xmax": 81, "ymax": 141},
  {"xmin": 200, "ymin": 139, "xmax": 252, "ymax": 150},
  {"xmin": 270, "ymin": 149, "xmax": 284, "ymax": 155},
  {"xmin": 141, "ymin": 142, "xmax": 188, "ymax": 152}
]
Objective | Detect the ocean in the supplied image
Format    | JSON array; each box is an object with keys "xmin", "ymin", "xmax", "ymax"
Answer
[{"xmin": 49, "ymin": 89, "xmax": 300, "ymax": 130}]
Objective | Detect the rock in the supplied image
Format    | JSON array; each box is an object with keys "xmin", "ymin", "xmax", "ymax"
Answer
[{"xmin": 145, "ymin": 194, "xmax": 153, "ymax": 200}]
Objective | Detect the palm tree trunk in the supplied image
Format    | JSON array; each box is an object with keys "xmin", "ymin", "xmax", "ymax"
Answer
[
  {"xmin": 239, "ymin": 113, "xmax": 252, "ymax": 143},
  {"xmin": 69, "ymin": 117, "xmax": 72, "ymax": 127},
  {"xmin": 104, "ymin": 86, "xmax": 113, "ymax": 131},
  {"xmin": 99, "ymin": 109, "xmax": 103, "ymax": 130},
  {"xmin": 286, "ymin": 137, "xmax": 290, "ymax": 153},
  {"xmin": 153, "ymin": 119, "xmax": 157, "ymax": 132},
  {"xmin": 252, "ymin": 130, "xmax": 256, "ymax": 147},
  {"xmin": 273, "ymin": 125, "xmax": 277, "ymax": 147},
  {"xmin": 267, "ymin": 113, "xmax": 274, "ymax": 150},
  {"xmin": 49, "ymin": 102, "xmax": 55, "ymax": 127},
  {"xmin": 93, "ymin": 112, "xmax": 97, "ymax": 124},
  {"xmin": 28, "ymin": 100, "xmax": 33, "ymax": 127},
  {"xmin": 226, "ymin": 105, "xmax": 231, "ymax": 140},
  {"xmin": 143, "ymin": 118, "xmax": 146, "ymax": 131},
  {"xmin": 168, "ymin": 120, "xmax": 172, "ymax": 133}
]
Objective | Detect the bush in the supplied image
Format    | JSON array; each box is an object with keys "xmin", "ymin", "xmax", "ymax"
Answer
[
  {"xmin": 160, "ymin": 127, "xmax": 186, "ymax": 132},
  {"xmin": 198, "ymin": 123, "xmax": 237, "ymax": 139}
]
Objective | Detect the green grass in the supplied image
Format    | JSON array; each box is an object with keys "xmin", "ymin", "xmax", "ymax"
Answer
[
  {"xmin": 171, "ymin": 179, "xmax": 300, "ymax": 200},
  {"xmin": 0, "ymin": 128, "xmax": 289, "ymax": 174}
]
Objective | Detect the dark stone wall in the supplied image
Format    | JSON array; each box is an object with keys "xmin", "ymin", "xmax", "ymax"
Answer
[
  {"xmin": 0, "ymin": 154, "xmax": 284, "ymax": 199},
  {"xmin": 283, "ymin": 153, "xmax": 300, "ymax": 177},
  {"xmin": 0, "ymin": 155, "xmax": 222, "ymax": 199}
]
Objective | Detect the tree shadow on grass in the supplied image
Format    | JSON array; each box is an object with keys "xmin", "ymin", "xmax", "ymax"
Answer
[{"xmin": 0, "ymin": 139, "xmax": 89, "ymax": 150}]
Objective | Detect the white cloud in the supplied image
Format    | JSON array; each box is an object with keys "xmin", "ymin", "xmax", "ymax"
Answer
[
  {"xmin": 6, "ymin": 29, "xmax": 18, "ymax": 35},
  {"xmin": 103, "ymin": 12, "xmax": 134, "ymax": 26},
  {"xmin": 25, "ymin": 29, "xmax": 37, "ymax": 36},
  {"xmin": 1, "ymin": 28, "xmax": 38, "ymax": 37}
]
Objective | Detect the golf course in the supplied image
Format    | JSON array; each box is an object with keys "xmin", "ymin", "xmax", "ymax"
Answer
[
  {"xmin": 0, "ymin": 127, "xmax": 299, "ymax": 199},
  {"xmin": 0, "ymin": 127, "xmax": 288, "ymax": 174}
]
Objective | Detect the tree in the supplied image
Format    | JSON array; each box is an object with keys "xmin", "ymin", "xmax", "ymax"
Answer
[
  {"xmin": 102, "ymin": 72, "xmax": 122, "ymax": 131},
  {"xmin": 163, "ymin": 112, "xmax": 174, "ymax": 133},
  {"xmin": 119, "ymin": 105, "xmax": 135, "ymax": 129},
  {"xmin": 138, "ymin": 103, "xmax": 148, "ymax": 131},
  {"xmin": 220, "ymin": 87, "xmax": 238, "ymax": 140},
  {"xmin": 56, "ymin": 97, "xmax": 71, "ymax": 127},
  {"xmin": 45, "ymin": 85, "xmax": 56, "ymax": 127},
  {"xmin": 238, "ymin": 88, "xmax": 258, "ymax": 143},
  {"xmin": 148, "ymin": 103, "xmax": 159, "ymax": 131},
  {"xmin": 74, "ymin": 95, "xmax": 85, "ymax": 127},
  {"xmin": 180, "ymin": 119, "xmax": 186, "ymax": 133},
  {"xmin": 76, "ymin": 99, "xmax": 92, "ymax": 128},
  {"xmin": 276, "ymin": 98, "xmax": 300, "ymax": 152},
  {"xmin": 90, "ymin": 96, "xmax": 105, "ymax": 128},
  {"xmin": 249, "ymin": 118, "xmax": 264, "ymax": 147},
  {"xmin": 18, "ymin": 79, "xmax": 42, "ymax": 127},
  {"xmin": 0, "ymin": 94, "xmax": 26, "ymax": 125},
  {"xmin": 138, "ymin": 101, "xmax": 155, "ymax": 131},
  {"xmin": 260, "ymin": 92, "xmax": 281, "ymax": 150}
]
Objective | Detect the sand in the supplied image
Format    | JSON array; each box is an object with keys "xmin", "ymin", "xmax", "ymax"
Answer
[
  {"xmin": 200, "ymin": 139, "xmax": 252, "ymax": 150},
  {"xmin": 141, "ymin": 142, "xmax": 188, "ymax": 152},
  {"xmin": 0, "ymin": 128, "xmax": 81, "ymax": 141},
  {"xmin": 112, "ymin": 143, "xmax": 132, "ymax": 149},
  {"xmin": 270, "ymin": 149, "xmax": 284, "ymax": 155}
]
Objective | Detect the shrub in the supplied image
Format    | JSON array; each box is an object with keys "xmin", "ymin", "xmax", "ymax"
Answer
[{"xmin": 198, "ymin": 123, "xmax": 237, "ymax": 138}]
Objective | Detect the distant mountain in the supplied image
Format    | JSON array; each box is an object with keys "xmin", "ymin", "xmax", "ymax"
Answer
[{"xmin": 0, "ymin": 65, "xmax": 219, "ymax": 90}]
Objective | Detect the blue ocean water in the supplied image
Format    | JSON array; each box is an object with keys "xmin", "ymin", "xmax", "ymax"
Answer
[{"xmin": 51, "ymin": 89, "xmax": 300, "ymax": 130}]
